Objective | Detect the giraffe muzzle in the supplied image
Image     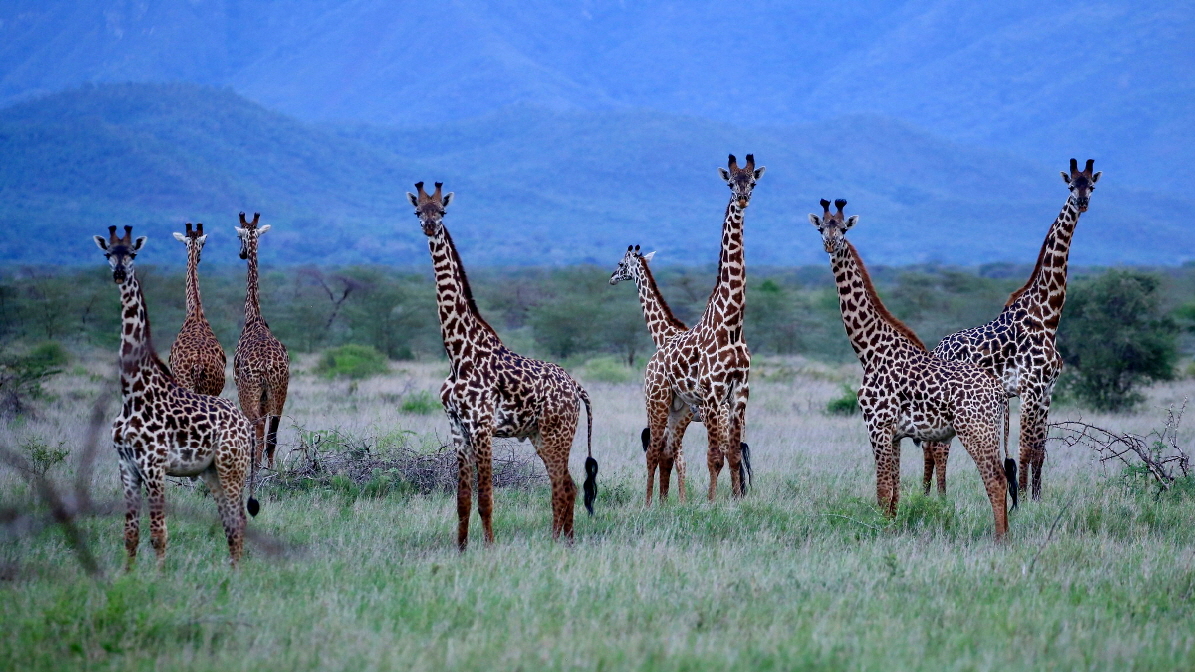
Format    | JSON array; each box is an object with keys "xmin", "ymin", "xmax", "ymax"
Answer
[{"xmin": 113, "ymin": 268, "xmax": 127, "ymax": 283}]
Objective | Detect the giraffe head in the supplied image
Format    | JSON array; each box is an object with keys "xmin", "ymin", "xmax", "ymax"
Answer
[
  {"xmin": 808, "ymin": 199, "xmax": 858, "ymax": 254},
  {"xmin": 234, "ymin": 212, "xmax": 270, "ymax": 260},
  {"xmin": 717, "ymin": 154, "xmax": 766, "ymax": 208},
  {"xmin": 172, "ymin": 222, "xmax": 208, "ymax": 262},
  {"xmin": 406, "ymin": 182, "xmax": 455, "ymax": 236},
  {"xmin": 609, "ymin": 245, "xmax": 657, "ymax": 285},
  {"xmin": 1061, "ymin": 158, "xmax": 1100, "ymax": 213},
  {"xmin": 93, "ymin": 225, "xmax": 147, "ymax": 284}
]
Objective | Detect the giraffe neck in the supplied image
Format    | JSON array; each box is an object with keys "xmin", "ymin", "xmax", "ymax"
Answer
[
  {"xmin": 118, "ymin": 271, "xmax": 171, "ymax": 393},
  {"xmin": 243, "ymin": 238, "xmax": 263, "ymax": 326},
  {"xmin": 700, "ymin": 200, "xmax": 747, "ymax": 335},
  {"xmin": 633, "ymin": 260, "xmax": 686, "ymax": 348},
  {"xmin": 830, "ymin": 241, "xmax": 926, "ymax": 367},
  {"xmin": 428, "ymin": 226, "xmax": 499, "ymax": 364},
  {"xmin": 1026, "ymin": 196, "xmax": 1083, "ymax": 335},
  {"xmin": 184, "ymin": 244, "xmax": 206, "ymax": 322}
]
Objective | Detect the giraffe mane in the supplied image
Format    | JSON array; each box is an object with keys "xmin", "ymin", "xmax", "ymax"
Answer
[
  {"xmin": 442, "ymin": 226, "xmax": 498, "ymax": 338},
  {"xmin": 844, "ymin": 241, "xmax": 927, "ymax": 351},
  {"xmin": 1004, "ymin": 227, "xmax": 1050, "ymax": 307},
  {"xmin": 639, "ymin": 255, "xmax": 687, "ymax": 332}
]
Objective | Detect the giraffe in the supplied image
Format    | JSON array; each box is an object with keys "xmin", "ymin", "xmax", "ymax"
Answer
[
  {"xmin": 168, "ymin": 222, "xmax": 227, "ymax": 396},
  {"xmin": 233, "ymin": 212, "xmax": 290, "ymax": 470},
  {"xmin": 808, "ymin": 200, "xmax": 1010, "ymax": 538},
  {"xmin": 407, "ymin": 182, "xmax": 598, "ymax": 550},
  {"xmin": 625, "ymin": 154, "xmax": 763, "ymax": 504},
  {"xmin": 93, "ymin": 226, "xmax": 257, "ymax": 568},
  {"xmin": 922, "ymin": 159, "xmax": 1100, "ymax": 502}
]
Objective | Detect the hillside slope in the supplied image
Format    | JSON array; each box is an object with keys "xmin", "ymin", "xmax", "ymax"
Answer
[
  {"xmin": 0, "ymin": 1, "xmax": 1189, "ymax": 189},
  {"xmin": 2, "ymin": 84, "xmax": 1190, "ymax": 267}
]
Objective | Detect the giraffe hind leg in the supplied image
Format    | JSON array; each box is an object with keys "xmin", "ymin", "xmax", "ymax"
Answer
[
  {"xmin": 201, "ymin": 466, "xmax": 246, "ymax": 567},
  {"xmin": 119, "ymin": 460, "xmax": 142, "ymax": 570}
]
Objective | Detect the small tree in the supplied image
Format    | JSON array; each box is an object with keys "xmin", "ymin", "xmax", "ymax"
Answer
[{"xmin": 1057, "ymin": 270, "xmax": 1178, "ymax": 412}]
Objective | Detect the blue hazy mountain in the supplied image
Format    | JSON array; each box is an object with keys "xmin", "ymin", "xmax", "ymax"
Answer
[
  {"xmin": 2, "ymin": 0, "xmax": 1190, "ymax": 193},
  {"xmin": 2, "ymin": 84, "xmax": 1190, "ymax": 268}
]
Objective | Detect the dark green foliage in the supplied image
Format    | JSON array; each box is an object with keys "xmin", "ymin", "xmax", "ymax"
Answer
[
  {"xmin": 826, "ymin": 385, "xmax": 860, "ymax": 416},
  {"xmin": 0, "ymin": 342, "xmax": 68, "ymax": 417},
  {"xmin": 1057, "ymin": 270, "xmax": 1178, "ymax": 412},
  {"xmin": 316, "ymin": 344, "xmax": 389, "ymax": 380},
  {"xmin": 400, "ymin": 391, "xmax": 440, "ymax": 415}
]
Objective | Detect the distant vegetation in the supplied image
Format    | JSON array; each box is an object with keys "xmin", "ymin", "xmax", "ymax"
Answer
[{"xmin": 3, "ymin": 262, "xmax": 1190, "ymax": 411}]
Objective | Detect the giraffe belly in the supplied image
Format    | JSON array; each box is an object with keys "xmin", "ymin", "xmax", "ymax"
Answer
[{"xmin": 165, "ymin": 442, "xmax": 216, "ymax": 476}]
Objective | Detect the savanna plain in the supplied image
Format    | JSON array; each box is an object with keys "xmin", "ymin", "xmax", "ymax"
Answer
[{"xmin": 3, "ymin": 354, "xmax": 1195, "ymax": 671}]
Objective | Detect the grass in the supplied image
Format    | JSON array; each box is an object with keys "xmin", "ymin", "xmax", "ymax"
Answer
[{"xmin": 2, "ymin": 355, "xmax": 1195, "ymax": 670}]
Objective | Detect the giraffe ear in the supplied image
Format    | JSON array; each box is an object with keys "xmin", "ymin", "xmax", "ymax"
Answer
[
  {"xmin": 93, "ymin": 235, "xmax": 109, "ymax": 251},
  {"xmin": 845, "ymin": 215, "xmax": 859, "ymax": 230},
  {"xmin": 442, "ymin": 192, "xmax": 454, "ymax": 208},
  {"xmin": 1091, "ymin": 171, "xmax": 1101, "ymax": 184},
  {"xmin": 235, "ymin": 226, "xmax": 247, "ymax": 237},
  {"xmin": 173, "ymin": 232, "xmax": 187, "ymax": 242},
  {"xmin": 753, "ymin": 166, "xmax": 766, "ymax": 179},
  {"xmin": 257, "ymin": 224, "xmax": 271, "ymax": 235},
  {"xmin": 1060, "ymin": 171, "xmax": 1071, "ymax": 184},
  {"xmin": 407, "ymin": 192, "xmax": 419, "ymax": 207},
  {"xmin": 808, "ymin": 214, "xmax": 822, "ymax": 229},
  {"xmin": 132, "ymin": 236, "xmax": 147, "ymax": 252},
  {"xmin": 718, "ymin": 167, "xmax": 731, "ymax": 181},
  {"xmin": 196, "ymin": 234, "xmax": 208, "ymax": 245},
  {"xmin": 642, "ymin": 251, "xmax": 656, "ymax": 263}
]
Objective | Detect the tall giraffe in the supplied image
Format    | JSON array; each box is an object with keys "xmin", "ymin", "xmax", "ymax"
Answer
[
  {"xmin": 407, "ymin": 182, "xmax": 597, "ymax": 550},
  {"xmin": 922, "ymin": 159, "xmax": 1100, "ymax": 502},
  {"xmin": 808, "ymin": 200, "xmax": 1010, "ymax": 538},
  {"xmin": 609, "ymin": 245, "xmax": 692, "ymax": 502},
  {"xmin": 233, "ymin": 212, "xmax": 290, "ymax": 469},
  {"xmin": 634, "ymin": 154, "xmax": 763, "ymax": 503},
  {"xmin": 93, "ymin": 226, "xmax": 257, "ymax": 568},
  {"xmin": 168, "ymin": 222, "xmax": 227, "ymax": 396}
]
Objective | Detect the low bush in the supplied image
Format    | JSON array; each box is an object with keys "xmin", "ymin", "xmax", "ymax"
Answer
[
  {"xmin": 582, "ymin": 356, "xmax": 634, "ymax": 384},
  {"xmin": 826, "ymin": 384, "xmax": 860, "ymax": 415},
  {"xmin": 400, "ymin": 390, "xmax": 440, "ymax": 415},
  {"xmin": 315, "ymin": 344, "xmax": 388, "ymax": 380}
]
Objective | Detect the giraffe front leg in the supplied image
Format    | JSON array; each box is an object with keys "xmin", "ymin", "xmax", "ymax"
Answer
[
  {"xmin": 921, "ymin": 440, "xmax": 950, "ymax": 496},
  {"xmin": 451, "ymin": 425, "xmax": 472, "ymax": 552},
  {"xmin": 143, "ymin": 465, "xmax": 168, "ymax": 568},
  {"xmin": 870, "ymin": 430, "xmax": 900, "ymax": 517},
  {"xmin": 472, "ymin": 425, "xmax": 496, "ymax": 546},
  {"xmin": 645, "ymin": 399, "xmax": 669, "ymax": 506},
  {"xmin": 118, "ymin": 459, "xmax": 142, "ymax": 571},
  {"xmin": 727, "ymin": 383, "xmax": 749, "ymax": 499},
  {"xmin": 665, "ymin": 407, "xmax": 693, "ymax": 504}
]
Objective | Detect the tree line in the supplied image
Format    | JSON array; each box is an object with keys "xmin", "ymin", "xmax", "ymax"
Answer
[{"xmin": 2, "ymin": 262, "xmax": 1191, "ymax": 411}]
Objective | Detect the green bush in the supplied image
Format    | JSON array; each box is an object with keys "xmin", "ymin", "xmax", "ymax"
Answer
[
  {"xmin": 316, "ymin": 344, "xmax": 388, "ymax": 380},
  {"xmin": 1057, "ymin": 270, "xmax": 1178, "ymax": 412},
  {"xmin": 582, "ymin": 356, "xmax": 634, "ymax": 384},
  {"xmin": 0, "ymin": 342, "xmax": 68, "ymax": 417},
  {"xmin": 23, "ymin": 436, "xmax": 70, "ymax": 476},
  {"xmin": 826, "ymin": 385, "xmax": 860, "ymax": 415},
  {"xmin": 400, "ymin": 390, "xmax": 440, "ymax": 415}
]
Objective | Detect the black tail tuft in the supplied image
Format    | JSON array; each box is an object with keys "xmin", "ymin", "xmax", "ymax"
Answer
[
  {"xmin": 739, "ymin": 442, "xmax": 753, "ymax": 495},
  {"xmin": 583, "ymin": 457, "xmax": 599, "ymax": 515},
  {"xmin": 247, "ymin": 497, "xmax": 260, "ymax": 517},
  {"xmin": 640, "ymin": 427, "xmax": 650, "ymax": 452},
  {"xmin": 1004, "ymin": 458, "xmax": 1018, "ymax": 510}
]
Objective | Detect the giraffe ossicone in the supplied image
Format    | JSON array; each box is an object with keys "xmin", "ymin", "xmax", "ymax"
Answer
[
  {"xmin": 409, "ymin": 180, "xmax": 598, "ymax": 550},
  {"xmin": 94, "ymin": 225, "xmax": 257, "ymax": 568}
]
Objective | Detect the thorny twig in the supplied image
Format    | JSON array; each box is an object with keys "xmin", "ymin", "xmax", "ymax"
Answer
[{"xmin": 1022, "ymin": 493, "xmax": 1077, "ymax": 577}]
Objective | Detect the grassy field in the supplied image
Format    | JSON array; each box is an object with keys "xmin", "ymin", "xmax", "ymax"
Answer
[{"xmin": 3, "ymin": 354, "xmax": 1195, "ymax": 671}]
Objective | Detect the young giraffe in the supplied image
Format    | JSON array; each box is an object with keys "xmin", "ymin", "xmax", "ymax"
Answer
[
  {"xmin": 609, "ymin": 245, "xmax": 692, "ymax": 503},
  {"xmin": 233, "ymin": 213, "xmax": 290, "ymax": 470},
  {"xmin": 609, "ymin": 245, "xmax": 755, "ymax": 503},
  {"xmin": 93, "ymin": 226, "xmax": 257, "ymax": 568},
  {"xmin": 640, "ymin": 155, "xmax": 763, "ymax": 503},
  {"xmin": 168, "ymin": 222, "xmax": 227, "ymax": 396},
  {"xmin": 407, "ymin": 182, "xmax": 598, "ymax": 550},
  {"xmin": 922, "ymin": 159, "xmax": 1100, "ymax": 502},
  {"xmin": 808, "ymin": 200, "xmax": 1010, "ymax": 538}
]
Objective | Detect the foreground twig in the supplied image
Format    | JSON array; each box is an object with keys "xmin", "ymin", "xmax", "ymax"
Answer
[{"xmin": 1022, "ymin": 493, "xmax": 1077, "ymax": 577}]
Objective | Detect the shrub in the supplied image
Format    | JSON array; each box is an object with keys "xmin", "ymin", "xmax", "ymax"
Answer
[
  {"xmin": 582, "ymin": 356, "xmax": 634, "ymax": 384},
  {"xmin": 826, "ymin": 384, "xmax": 860, "ymax": 415},
  {"xmin": 400, "ymin": 390, "xmax": 440, "ymax": 415},
  {"xmin": 1057, "ymin": 270, "xmax": 1178, "ymax": 412},
  {"xmin": 316, "ymin": 344, "xmax": 388, "ymax": 380},
  {"xmin": 22, "ymin": 436, "xmax": 70, "ymax": 476},
  {"xmin": 0, "ymin": 342, "xmax": 68, "ymax": 417}
]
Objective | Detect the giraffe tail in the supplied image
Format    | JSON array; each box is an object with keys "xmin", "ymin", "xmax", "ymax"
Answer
[
  {"xmin": 641, "ymin": 427, "xmax": 650, "ymax": 452},
  {"xmin": 579, "ymin": 384, "xmax": 598, "ymax": 516},
  {"xmin": 246, "ymin": 425, "xmax": 261, "ymax": 517},
  {"xmin": 1002, "ymin": 396, "xmax": 1018, "ymax": 510},
  {"xmin": 739, "ymin": 441, "xmax": 753, "ymax": 495}
]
